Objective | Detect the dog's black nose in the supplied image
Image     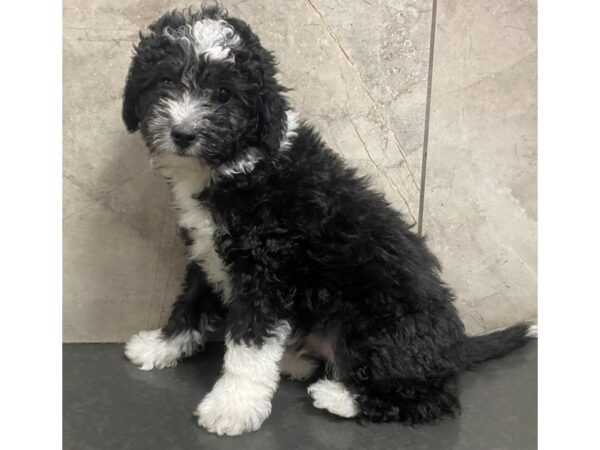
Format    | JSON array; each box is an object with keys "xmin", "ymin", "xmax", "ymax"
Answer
[{"xmin": 171, "ymin": 125, "xmax": 198, "ymax": 148}]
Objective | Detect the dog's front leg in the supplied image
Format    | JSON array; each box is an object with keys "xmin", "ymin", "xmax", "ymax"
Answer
[
  {"xmin": 124, "ymin": 262, "xmax": 223, "ymax": 370},
  {"xmin": 195, "ymin": 315, "xmax": 290, "ymax": 436}
]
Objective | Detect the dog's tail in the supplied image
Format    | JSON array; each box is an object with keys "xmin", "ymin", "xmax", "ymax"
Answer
[{"xmin": 465, "ymin": 322, "xmax": 537, "ymax": 365}]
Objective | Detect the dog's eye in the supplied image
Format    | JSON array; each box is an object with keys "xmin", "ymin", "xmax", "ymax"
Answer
[
  {"xmin": 159, "ymin": 77, "xmax": 174, "ymax": 86},
  {"xmin": 216, "ymin": 87, "xmax": 232, "ymax": 104}
]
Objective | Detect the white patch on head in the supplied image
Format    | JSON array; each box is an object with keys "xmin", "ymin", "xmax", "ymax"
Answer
[
  {"xmin": 150, "ymin": 153, "xmax": 232, "ymax": 301},
  {"xmin": 124, "ymin": 329, "xmax": 204, "ymax": 371},
  {"xmin": 526, "ymin": 324, "xmax": 538, "ymax": 338},
  {"xmin": 280, "ymin": 348, "xmax": 319, "ymax": 381},
  {"xmin": 191, "ymin": 19, "xmax": 241, "ymax": 62},
  {"xmin": 307, "ymin": 379, "xmax": 360, "ymax": 418},
  {"xmin": 164, "ymin": 19, "xmax": 241, "ymax": 63},
  {"xmin": 195, "ymin": 322, "xmax": 290, "ymax": 436}
]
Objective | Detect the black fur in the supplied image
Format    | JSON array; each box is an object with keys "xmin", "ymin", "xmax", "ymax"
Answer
[
  {"xmin": 162, "ymin": 262, "xmax": 225, "ymax": 339},
  {"xmin": 465, "ymin": 322, "xmax": 532, "ymax": 365},
  {"xmin": 123, "ymin": 4, "xmax": 535, "ymax": 426}
]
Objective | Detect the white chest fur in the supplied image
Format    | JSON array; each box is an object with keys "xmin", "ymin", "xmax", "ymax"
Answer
[{"xmin": 151, "ymin": 153, "xmax": 232, "ymax": 301}]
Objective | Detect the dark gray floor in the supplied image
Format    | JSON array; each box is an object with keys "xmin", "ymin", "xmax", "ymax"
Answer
[{"xmin": 63, "ymin": 342, "xmax": 537, "ymax": 450}]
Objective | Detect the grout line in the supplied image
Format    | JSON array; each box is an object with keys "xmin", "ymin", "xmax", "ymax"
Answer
[{"xmin": 418, "ymin": 0, "xmax": 438, "ymax": 236}]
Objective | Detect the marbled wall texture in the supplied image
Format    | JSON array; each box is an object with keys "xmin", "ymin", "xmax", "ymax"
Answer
[{"xmin": 63, "ymin": 0, "xmax": 537, "ymax": 342}]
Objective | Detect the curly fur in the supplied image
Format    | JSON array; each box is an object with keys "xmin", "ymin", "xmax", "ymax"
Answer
[{"xmin": 122, "ymin": 3, "xmax": 536, "ymax": 435}]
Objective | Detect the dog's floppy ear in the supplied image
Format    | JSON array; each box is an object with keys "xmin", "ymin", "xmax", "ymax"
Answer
[
  {"xmin": 122, "ymin": 50, "xmax": 143, "ymax": 132},
  {"xmin": 122, "ymin": 11, "xmax": 190, "ymax": 132},
  {"xmin": 256, "ymin": 80, "xmax": 289, "ymax": 153},
  {"xmin": 249, "ymin": 49, "xmax": 290, "ymax": 154},
  {"xmin": 227, "ymin": 16, "xmax": 289, "ymax": 154}
]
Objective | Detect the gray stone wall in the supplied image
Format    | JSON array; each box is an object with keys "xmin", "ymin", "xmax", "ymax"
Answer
[{"xmin": 63, "ymin": 0, "xmax": 537, "ymax": 342}]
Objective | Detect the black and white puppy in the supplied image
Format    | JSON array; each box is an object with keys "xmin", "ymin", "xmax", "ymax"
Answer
[{"xmin": 122, "ymin": 4, "xmax": 536, "ymax": 436}]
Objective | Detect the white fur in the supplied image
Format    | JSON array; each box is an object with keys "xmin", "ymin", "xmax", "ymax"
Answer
[
  {"xmin": 195, "ymin": 322, "xmax": 290, "ymax": 435},
  {"xmin": 163, "ymin": 19, "xmax": 240, "ymax": 63},
  {"xmin": 214, "ymin": 110, "xmax": 300, "ymax": 179},
  {"xmin": 162, "ymin": 92, "xmax": 205, "ymax": 126},
  {"xmin": 215, "ymin": 147, "xmax": 261, "ymax": 179},
  {"xmin": 307, "ymin": 379, "xmax": 360, "ymax": 418},
  {"xmin": 526, "ymin": 324, "xmax": 538, "ymax": 338},
  {"xmin": 281, "ymin": 110, "xmax": 300, "ymax": 152},
  {"xmin": 146, "ymin": 93, "xmax": 207, "ymax": 155},
  {"xmin": 151, "ymin": 152, "xmax": 233, "ymax": 301},
  {"xmin": 124, "ymin": 329, "xmax": 204, "ymax": 370},
  {"xmin": 280, "ymin": 348, "xmax": 319, "ymax": 381},
  {"xmin": 124, "ymin": 154, "xmax": 225, "ymax": 369},
  {"xmin": 191, "ymin": 19, "xmax": 241, "ymax": 62}
]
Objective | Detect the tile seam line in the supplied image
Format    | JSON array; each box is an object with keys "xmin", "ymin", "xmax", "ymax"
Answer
[{"xmin": 418, "ymin": 0, "xmax": 438, "ymax": 236}]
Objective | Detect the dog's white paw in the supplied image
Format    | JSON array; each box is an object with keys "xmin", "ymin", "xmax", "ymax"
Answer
[
  {"xmin": 195, "ymin": 375, "xmax": 271, "ymax": 436},
  {"xmin": 124, "ymin": 329, "xmax": 178, "ymax": 370},
  {"xmin": 124, "ymin": 329, "xmax": 202, "ymax": 371},
  {"xmin": 307, "ymin": 379, "xmax": 359, "ymax": 418}
]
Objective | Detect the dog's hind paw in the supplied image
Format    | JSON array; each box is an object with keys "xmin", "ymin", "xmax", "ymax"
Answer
[{"xmin": 307, "ymin": 379, "xmax": 359, "ymax": 418}]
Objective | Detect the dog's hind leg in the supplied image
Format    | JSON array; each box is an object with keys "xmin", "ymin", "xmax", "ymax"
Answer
[
  {"xmin": 124, "ymin": 262, "xmax": 224, "ymax": 370},
  {"xmin": 344, "ymin": 316, "xmax": 463, "ymax": 424},
  {"xmin": 307, "ymin": 373, "xmax": 460, "ymax": 423},
  {"xmin": 353, "ymin": 373, "xmax": 461, "ymax": 424},
  {"xmin": 306, "ymin": 307, "xmax": 466, "ymax": 423}
]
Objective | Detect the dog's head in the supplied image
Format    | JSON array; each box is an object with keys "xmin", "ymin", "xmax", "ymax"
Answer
[{"xmin": 122, "ymin": 4, "xmax": 288, "ymax": 167}]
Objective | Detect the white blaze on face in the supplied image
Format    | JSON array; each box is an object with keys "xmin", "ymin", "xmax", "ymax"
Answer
[
  {"xmin": 146, "ymin": 92, "xmax": 207, "ymax": 153},
  {"xmin": 162, "ymin": 92, "xmax": 204, "ymax": 125}
]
